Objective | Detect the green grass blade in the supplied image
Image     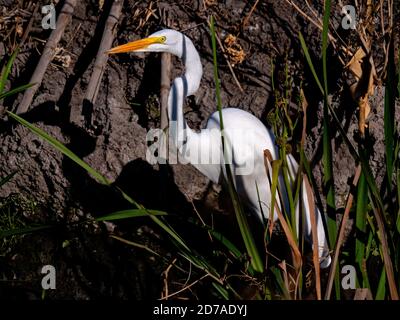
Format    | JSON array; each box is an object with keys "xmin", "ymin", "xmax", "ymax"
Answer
[
  {"xmin": 0, "ymin": 171, "xmax": 17, "ymax": 188},
  {"xmin": 355, "ymin": 172, "xmax": 371, "ymax": 289},
  {"xmin": 300, "ymin": 1, "xmax": 338, "ymax": 299},
  {"xmin": 298, "ymin": 32, "xmax": 323, "ymax": 94},
  {"xmin": 355, "ymin": 172, "xmax": 368, "ymax": 264},
  {"xmin": 397, "ymin": 49, "xmax": 400, "ymax": 97},
  {"xmin": 280, "ymin": 155, "xmax": 296, "ymax": 233},
  {"xmin": 7, "ymin": 111, "xmax": 110, "ymax": 185},
  {"xmin": 224, "ymin": 168, "xmax": 264, "ymax": 271},
  {"xmin": 212, "ymin": 282, "xmax": 230, "ymax": 300},
  {"xmin": 95, "ymin": 209, "xmax": 167, "ymax": 221},
  {"xmin": 209, "ymin": 230, "xmax": 243, "ymax": 260},
  {"xmin": 0, "ymin": 225, "xmax": 53, "ymax": 238},
  {"xmin": 270, "ymin": 266, "xmax": 290, "ymax": 300},
  {"xmin": 299, "ymin": 31, "xmax": 338, "ymax": 248},
  {"xmin": 110, "ymin": 235, "xmax": 161, "ymax": 257},
  {"xmin": 321, "ymin": 0, "xmax": 337, "ymax": 250},
  {"xmin": 384, "ymin": 40, "xmax": 396, "ymax": 187},
  {"xmin": 0, "ymin": 83, "xmax": 35, "ymax": 100},
  {"xmin": 210, "ymin": 15, "xmax": 263, "ymax": 273},
  {"xmin": 0, "ymin": 48, "xmax": 19, "ymax": 94},
  {"xmin": 151, "ymin": 216, "xmax": 192, "ymax": 252},
  {"xmin": 7, "ymin": 111, "xmax": 192, "ymax": 253},
  {"xmin": 255, "ymin": 181, "xmax": 267, "ymax": 223},
  {"xmin": 375, "ymin": 268, "xmax": 386, "ymax": 300},
  {"xmin": 321, "ymin": 0, "xmax": 331, "ymax": 97},
  {"xmin": 185, "ymin": 217, "xmax": 245, "ymax": 261},
  {"xmin": 269, "ymin": 160, "xmax": 282, "ymax": 225},
  {"xmin": 210, "ymin": 17, "xmax": 224, "ymax": 131},
  {"xmin": 323, "ymin": 110, "xmax": 337, "ymax": 248},
  {"xmin": 361, "ymin": 230, "xmax": 373, "ymax": 289},
  {"xmin": 323, "ymin": 102, "xmax": 386, "ymax": 216},
  {"xmin": 397, "ymin": 169, "xmax": 400, "ymax": 235},
  {"xmin": 177, "ymin": 245, "xmax": 221, "ymax": 281}
]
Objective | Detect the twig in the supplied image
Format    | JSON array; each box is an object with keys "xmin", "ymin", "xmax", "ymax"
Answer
[
  {"xmin": 241, "ymin": 73, "xmax": 270, "ymax": 91},
  {"xmin": 305, "ymin": 0, "xmax": 322, "ymax": 26},
  {"xmin": 242, "ymin": 0, "xmax": 260, "ymax": 29},
  {"xmin": 324, "ymin": 165, "xmax": 362, "ymax": 300},
  {"xmin": 19, "ymin": 3, "xmax": 39, "ymax": 48},
  {"xmin": 207, "ymin": 20, "xmax": 244, "ymax": 93},
  {"xmin": 161, "ymin": 258, "xmax": 177, "ymax": 299},
  {"xmin": 283, "ymin": 0, "xmax": 350, "ymax": 64},
  {"xmin": 110, "ymin": 235, "xmax": 161, "ymax": 257},
  {"xmin": 160, "ymin": 52, "xmax": 171, "ymax": 158},
  {"xmin": 283, "ymin": 1, "xmax": 323, "ymax": 38},
  {"xmin": 160, "ymin": 274, "xmax": 209, "ymax": 300},
  {"xmin": 82, "ymin": 0, "xmax": 123, "ymax": 123},
  {"xmin": 370, "ymin": 194, "xmax": 399, "ymax": 300},
  {"xmin": 16, "ymin": 0, "xmax": 77, "ymax": 114},
  {"xmin": 158, "ymin": 52, "xmax": 171, "ymax": 208},
  {"xmin": 300, "ymin": 88, "xmax": 308, "ymax": 147},
  {"xmin": 185, "ymin": 191, "xmax": 213, "ymax": 243}
]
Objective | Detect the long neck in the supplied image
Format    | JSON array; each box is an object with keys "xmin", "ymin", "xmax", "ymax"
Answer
[{"xmin": 168, "ymin": 34, "xmax": 202, "ymax": 152}]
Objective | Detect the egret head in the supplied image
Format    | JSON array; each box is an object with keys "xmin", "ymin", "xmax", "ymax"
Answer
[{"xmin": 107, "ymin": 29, "xmax": 184, "ymax": 57}]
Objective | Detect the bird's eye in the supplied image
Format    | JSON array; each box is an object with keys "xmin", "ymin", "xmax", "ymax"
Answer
[{"xmin": 160, "ymin": 36, "xmax": 166, "ymax": 43}]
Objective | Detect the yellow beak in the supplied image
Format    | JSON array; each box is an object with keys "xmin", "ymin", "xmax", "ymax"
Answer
[{"xmin": 107, "ymin": 36, "xmax": 165, "ymax": 54}]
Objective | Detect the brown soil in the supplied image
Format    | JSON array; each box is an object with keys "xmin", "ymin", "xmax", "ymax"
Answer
[{"xmin": 0, "ymin": 0, "xmax": 398, "ymax": 299}]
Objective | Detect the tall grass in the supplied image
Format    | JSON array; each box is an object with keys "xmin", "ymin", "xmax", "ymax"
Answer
[
  {"xmin": 1, "ymin": 5, "xmax": 400, "ymax": 299},
  {"xmin": 210, "ymin": 15, "xmax": 264, "ymax": 274},
  {"xmin": 299, "ymin": 2, "xmax": 399, "ymax": 300}
]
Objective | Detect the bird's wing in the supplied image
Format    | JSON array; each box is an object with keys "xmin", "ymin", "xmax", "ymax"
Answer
[{"xmin": 182, "ymin": 129, "xmax": 222, "ymax": 184}]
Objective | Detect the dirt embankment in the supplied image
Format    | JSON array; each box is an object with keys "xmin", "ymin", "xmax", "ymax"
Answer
[{"xmin": 0, "ymin": 0, "xmax": 398, "ymax": 299}]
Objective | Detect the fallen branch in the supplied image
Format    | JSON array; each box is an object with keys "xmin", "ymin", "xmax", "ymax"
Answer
[
  {"xmin": 83, "ymin": 0, "xmax": 123, "ymax": 113},
  {"xmin": 16, "ymin": 0, "xmax": 77, "ymax": 114},
  {"xmin": 324, "ymin": 165, "xmax": 362, "ymax": 300},
  {"xmin": 160, "ymin": 53, "xmax": 171, "ymax": 131},
  {"xmin": 160, "ymin": 52, "xmax": 171, "ymax": 159},
  {"xmin": 158, "ymin": 52, "xmax": 171, "ymax": 206}
]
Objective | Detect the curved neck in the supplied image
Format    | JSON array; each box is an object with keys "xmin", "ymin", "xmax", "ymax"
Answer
[{"xmin": 168, "ymin": 34, "xmax": 202, "ymax": 151}]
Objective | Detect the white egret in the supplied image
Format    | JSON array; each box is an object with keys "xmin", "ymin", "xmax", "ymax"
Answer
[{"xmin": 108, "ymin": 29, "xmax": 331, "ymax": 267}]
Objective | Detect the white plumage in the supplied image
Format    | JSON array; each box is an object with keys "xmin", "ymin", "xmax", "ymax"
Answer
[{"xmin": 108, "ymin": 29, "xmax": 331, "ymax": 268}]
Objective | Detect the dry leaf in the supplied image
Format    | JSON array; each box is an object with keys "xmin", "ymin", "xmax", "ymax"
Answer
[
  {"xmin": 358, "ymin": 95, "xmax": 370, "ymax": 133},
  {"xmin": 300, "ymin": 88, "xmax": 308, "ymax": 113},
  {"xmin": 224, "ymin": 34, "xmax": 246, "ymax": 66},
  {"xmin": 358, "ymin": 58, "xmax": 375, "ymax": 133},
  {"xmin": 346, "ymin": 46, "xmax": 375, "ymax": 134},
  {"xmin": 345, "ymin": 47, "xmax": 366, "ymax": 80}
]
